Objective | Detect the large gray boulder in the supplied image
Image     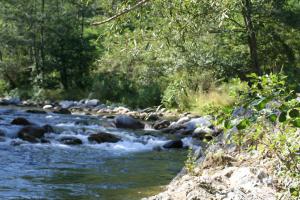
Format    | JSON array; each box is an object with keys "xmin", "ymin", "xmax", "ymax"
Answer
[{"xmin": 114, "ymin": 115, "xmax": 145, "ymax": 129}]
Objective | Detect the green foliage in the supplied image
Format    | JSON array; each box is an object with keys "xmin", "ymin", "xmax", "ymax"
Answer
[
  {"xmin": 213, "ymin": 73, "xmax": 300, "ymax": 198},
  {"xmin": 0, "ymin": 79, "xmax": 7, "ymax": 95}
]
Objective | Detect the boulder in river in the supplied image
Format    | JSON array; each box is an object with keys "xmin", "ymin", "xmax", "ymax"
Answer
[
  {"xmin": 58, "ymin": 136, "xmax": 82, "ymax": 145},
  {"xmin": 11, "ymin": 117, "xmax": 33, "ymax": 126},
  {"xmin": 88, "ymin": 132, "xmax": 121, "ymax": 143},
  {"xmin": 163, "ymin": 140, "xmax": 183, "ymax": 149},
  {"xmin": 17, "ymin": 126, "xmax": 47, "ymax": 143},
  {"xmin": 114, "ymin": 115, "xmax": 145, "ymax": 129}
]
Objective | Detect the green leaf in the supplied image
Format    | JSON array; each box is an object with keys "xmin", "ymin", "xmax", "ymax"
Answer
[
  {"xmin": 254, "ymin": 98, "xmax": 270, "ymax": 111},
  {"xmin": 224, "ymin": 119, "xmax": 233, "ymax": 129},
  {"xmin": 290, "ymin": 187, "xmax": 300, "ymax": 197},
  {"xmin": 292, "ymin": 118, "xmax": 300, "ymax": 128},
  {"xmin": 289, "ymin": 108, "xmax": 299, "ymax": 118},
  {"xmin": 268, "ymin": 113, "xmax": 277, "ymax": 123},
  {"xmin": 279, "ymin": 112, "xmax": 287, "ymax": 122},
  {"xmin": 236, "ymin": 119, "xmax": 250, "ymax": 130}
]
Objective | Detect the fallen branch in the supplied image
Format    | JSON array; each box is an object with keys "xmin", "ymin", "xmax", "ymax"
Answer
[{"xmin": 92, "ymin": 0, "xmax": 151, "ymax": 26}]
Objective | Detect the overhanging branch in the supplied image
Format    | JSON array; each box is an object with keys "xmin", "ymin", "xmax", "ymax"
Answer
[{"xmin": 92, "ymin": 0, "xmax": 151, "ymax": 26}]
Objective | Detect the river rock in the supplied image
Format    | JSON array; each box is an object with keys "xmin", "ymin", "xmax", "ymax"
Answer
[
  {"xmin": 145, "ymin": 113, "xmax": 159, "ymax": 121},
  {"xmin": 11, "ymin": 117, "xmax": 33, "ymax": 126},
  {"xmin": 184, "ymin": 117, "xmax": 212, "ymax": 131},
  {"xmin": 17, "ymin": 126, "xmax": 47, "ymax": 143},
  {"xmin": 192, "ymin": 127, "xmax": 214, "ymax": 140},
  {"xmin": 59, "ymin": 100, "xmax": 75, "ymax": 109},
  {"xmin": 153, "ymin": 120, "xmax": 170, "ymax": 130},
  {"xmin": 176, "ymin": 116, "xmax": 190, "ymax": 125},
  {"xmin": 58, "ymin": 136, "xmax": 82, "ymax": 145},
  {"xmin": 113, "ymin": 107, "xmax": 130, "ymax": 114},
  {"xmin": 26, "ymin": 109, "xmax": 47, "ymax": 114},
  {"xmin": 5, "ymin": 97, "xmax": 21, "ymax": 105},
  {"xmin": 163, "ymin": 140, "xmax": 183, "ymax": 149},
  {"xmin": 53, "ymin": 108, "xmax": 71, "ymax": 115},
  {"xmin": 88, "ymin": 132, "xmax": 121, "ymax": 143},
  {"xmin": 43, "ymin": 105, "xmax": 53, "ymax": 109},
  {"xmin": 0, "ymin": 130, "xmax": 5, "ymax": 137},
  {"xmin": 85, "ymin": 99, "xmax": 100, "ymax": 107},
  {"xmin": 0, "ymin": 130, "xmax": 5, "ymax": 142},
  {"xmin": 114, "ymin": 115, "xmax": 145, "ymax": 129}
]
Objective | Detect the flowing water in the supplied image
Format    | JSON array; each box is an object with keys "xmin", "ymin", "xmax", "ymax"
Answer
[{"xmin": 0, "ymin": 107, "xmax": 187, "ymax": 200}]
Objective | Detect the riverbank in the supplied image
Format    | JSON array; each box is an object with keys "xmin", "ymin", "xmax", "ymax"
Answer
[{"xmin": 144, "ymin": 138, "xmax": 279, "ymax": 200}]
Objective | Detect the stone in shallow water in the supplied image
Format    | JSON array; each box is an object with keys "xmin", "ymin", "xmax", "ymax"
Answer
[
  {"xmin": 153, "ymin": 120, "xmax": 170, "ymax": 130},
  {"xmin": 163, "ymin": 140, "xmax": 183, "ymax": 149},
  {"xmin": 26, "ymin": 109, "xmax": 47, "ymax": 114},
  {"xmin": 114, "ymin": 115, "xmax": 145, "ymax": 129},
  {"xmin": 18, "ymin": 126, "xmax": 47, "ymax": 143},
  {"xmin": 58, "ymin": 136, "xmax": 83, "ymax": 145},
  {"xmin": 11, "ymin": 117, "xmax": 33, "ymax": 126},
  {"xmin": 88, "ymin": 132, "xmax": 121, "ymax": 143},
  {"xmin": 53, "ymin": 108, "xmax": 71, "ymax": 115}
]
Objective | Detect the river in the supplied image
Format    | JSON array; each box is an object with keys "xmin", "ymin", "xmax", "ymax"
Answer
[{"xmin": 0, "ymin": 107, "xmax": 187, "ymax": 200}]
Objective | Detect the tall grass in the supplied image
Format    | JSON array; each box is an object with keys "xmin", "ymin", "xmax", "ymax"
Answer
[{"xmin": 174, "ymin": 78, "xmax": 248, "ymax": 114}]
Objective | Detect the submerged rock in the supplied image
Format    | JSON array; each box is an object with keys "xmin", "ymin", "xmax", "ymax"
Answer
[
  {"xmin": 114, "ymin": 115, "xmax": 145, "ymax": 129},
  {"xmin": 11, "ymin": 117, "xmax": 33, "ymax": 126},
  {"xmin": 0, "ymin": 130, "xmax": 5, "ymax": 142},
  {"xmin": 26, "ymin": 109, "xmax": 47, "ymax": 114},
  {"xmin": 163, "ymin": 140, "xmax": 183, "ymax": 149},
  {"xmin": 88, "ymin": 132, "xmax": 121, "ymax": 143},
  {"xmin": 58, "ymin": 136, "xmax": 82, "ymax": 145}
]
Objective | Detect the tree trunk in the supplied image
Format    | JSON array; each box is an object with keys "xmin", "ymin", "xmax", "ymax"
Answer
[
  {"xmin": 242, "ymin": 0, "xmax": 261, "ymax": 75},
  {"xmin": 40, "ymin": 0, "xmax": 45, "ymax": 80}
]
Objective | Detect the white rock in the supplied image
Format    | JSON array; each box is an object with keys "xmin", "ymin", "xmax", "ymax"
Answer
[
  {"xmin": 176, "ymin": 116, "xmax": 190, "ymax": 124},
  {"xmin": 84, "ymin": 99, "xmax": 100, "ymax": 107},
  {"xmin": 43, "ymin": 105, "xmax": 53, "ymax": 109}
]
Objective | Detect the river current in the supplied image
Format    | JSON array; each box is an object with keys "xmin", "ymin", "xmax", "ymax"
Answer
[{"xmin": 0, "ymin": 107, "xmax": 187, "ymax": 200}]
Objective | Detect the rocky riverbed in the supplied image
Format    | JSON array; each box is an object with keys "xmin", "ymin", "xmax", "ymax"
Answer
[{"xmin": 0, "ymin": 97, "xmax": 225, "ymax": 199}]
